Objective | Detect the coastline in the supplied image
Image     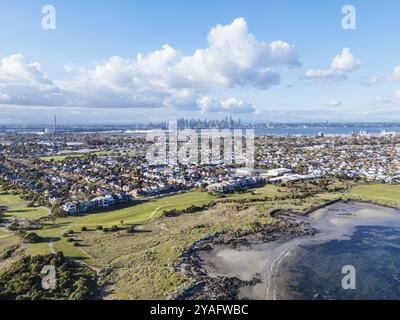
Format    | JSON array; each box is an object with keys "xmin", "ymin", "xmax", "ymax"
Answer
[
  {"xmin": 175, "ymin": 199, "xmax": 400, "ymax": 300},
  {"xmin": 175, "ymin": 218, "xmax": 316, "ymax": 300}
]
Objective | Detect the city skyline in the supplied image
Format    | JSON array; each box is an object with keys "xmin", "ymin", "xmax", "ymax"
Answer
[{"xmin": 1, "ymin": 0, "xmax": 400, "ymax": 124}]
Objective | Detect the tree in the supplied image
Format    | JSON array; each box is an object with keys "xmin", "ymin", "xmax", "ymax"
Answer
[{"xmin": 23, "ymin": 233, "xmax": 42, "ymax": 244}]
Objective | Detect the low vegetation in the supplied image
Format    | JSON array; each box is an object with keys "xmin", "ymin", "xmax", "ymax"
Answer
[
  {"xmin": 0, "ymin": 252, "xmax": 98, "ymax": 300},
  {"xmin": 1, "ymin": 181, "xmax": 400, "ymax": 299}
]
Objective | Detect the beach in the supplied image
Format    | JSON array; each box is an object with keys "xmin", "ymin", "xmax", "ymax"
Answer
[{"xmin": 179, "ymin": 201, "xmax": 400, "ymax": 300}]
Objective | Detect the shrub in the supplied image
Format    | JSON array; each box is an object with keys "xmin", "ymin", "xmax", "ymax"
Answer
[
  {"xmin": 96, "ymin": 225, "xmax": 103, "ymax": 231},
  {"xmin": 126, "ymin": 226, "xmax": 136, "ymax": 234},
  {"xmin": 0, "ymin": 253, "xmax": 98, "ymax": 300},
  {"xmin": 23, "ymin": 233, "xmax": 42, "ymax": 244},
  {"xmin": 67, "ymin": 238, "xmax": 74, "ymax": 243},
  {"xmin": 81, "ymin": 227, "xmax": 87, "ymax": 232}
]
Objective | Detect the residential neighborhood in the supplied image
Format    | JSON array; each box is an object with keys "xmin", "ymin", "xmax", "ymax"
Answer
[{"xmin": 1, "ymin": 131, "xmax": 399, "ymax": 216}]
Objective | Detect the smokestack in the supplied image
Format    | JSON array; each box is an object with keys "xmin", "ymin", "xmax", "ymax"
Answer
[{"xmin": 54, "ymin": 114, "xmax": 57, "ymax": 134}]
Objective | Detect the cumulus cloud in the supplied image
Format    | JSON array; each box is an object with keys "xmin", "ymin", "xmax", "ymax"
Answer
[
  {"xmin": 304, "ymin": 47, "xmax": 360, "ymax": 81},
  {"xmin": 0, "ymin": 18, "xmax": 300, "ymax": 111},
  {"xmin": 197, "ymin": 96, "xmax": 255, "ymax": 113},
  {"xmin": 330, "ymin": 48, "xmax": 361, "ymax": 72},
  {"xmin": 221, "ymin": 97, "xmax": 256, "ymax": 113},
  {"xmin": 0, "ymin": 54, "xmax": 64, "ymax": 106},
  {"xmin": 170, "ymin": 17, "xmax": 299, "ymax": 89}
]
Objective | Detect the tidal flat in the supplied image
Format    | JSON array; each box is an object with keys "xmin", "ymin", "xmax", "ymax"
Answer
[{"xmin": 183, "ymin": 201, "xmax": 400, "ymax": 300}]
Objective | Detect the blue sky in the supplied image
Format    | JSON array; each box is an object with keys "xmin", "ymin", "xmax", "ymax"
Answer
[{"xmin": 1, "ymin": 0, "xmax": 400, "ymax": 124}]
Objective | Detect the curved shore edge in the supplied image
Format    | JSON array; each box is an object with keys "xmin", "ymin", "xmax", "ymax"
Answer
[
  {"xmin": 174, "ymin": 199, "xmax": 400, "ymax": 300},
  {"xmin": 173, "ymin": 218, "xmax": 316, "ymax": 300}
]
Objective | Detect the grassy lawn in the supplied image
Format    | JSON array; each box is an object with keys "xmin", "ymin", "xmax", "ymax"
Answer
[
  {"xmin": 0, "ymin": 184, "xmax": 321, "ymax": 260},
  {"xmin": 0, "ymin": 235, "xmax": 20, "ymax": 254},
  {"xmin": 24, "ymin": 187, "xmax": 281, "ymax": 259},
  {"xmin": 39, "ymin": 155, "xmax": 72, "ymax": 162},
  {"xmin": 80, "ymin": 203, "xmax": 276, "ymax": 299},
  {"xmin": 0, "ymin": 230, "xmax": 9, "ymax": 237},
  {"xmin": 227, "ymin": 184, "xmax": 283, "ymax": 199},
  {"xmin": 60, "ymin": 191, "xmax": 217, "ymax": 229},
  {"xmin": 0, "ymin": 194, "xmax": 49, "ymax": 219},
  {"xmin": 346, "ymin": 184, "xmax": 400, "ymax": 207},
  {"xmin": 25, "ymin": 242, "xmax": 52, "ymax": 256},
  {"xmin": 39, "ymin": 151, "xmax": 132, "ymax": 162},
  {"xmin": 53, "ymin": 238, "xmax": 94, "ymax": 263},
  {"xmin": 20, "ymin": 191, "xmax": 216, "ymax": 258}
]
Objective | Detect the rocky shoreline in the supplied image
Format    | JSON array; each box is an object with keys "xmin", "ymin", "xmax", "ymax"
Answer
[{"xmin": 174, "ymin": 217, "xmax": 316, "ymax": 300}]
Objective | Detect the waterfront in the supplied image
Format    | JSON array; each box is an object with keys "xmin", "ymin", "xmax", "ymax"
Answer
[
  {"xmin": 255, "ymin": 126, "xmax": 400, "ymax": 136},
  {"xmin": 198, "ymin": 201, "xmax": 400, "ymax": 300}
]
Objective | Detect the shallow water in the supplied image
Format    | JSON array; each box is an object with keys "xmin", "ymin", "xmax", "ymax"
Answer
[
  {"xmin": 200, "ymin": 201, "xmax": 400, "ymax": 300},
  {"xmin": 276, "ymin": 225, "xmax": 400, "ymax": 300}
]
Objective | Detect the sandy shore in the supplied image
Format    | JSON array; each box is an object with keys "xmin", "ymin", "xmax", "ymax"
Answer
[{"xmin": 177, "ymin": 200, "xmax": 400, "ymax": 300}]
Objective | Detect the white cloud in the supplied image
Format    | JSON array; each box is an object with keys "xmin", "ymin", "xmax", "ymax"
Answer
[
  {"xmin": 0, "ymin": 18, "xmax": 300, "ymax": 110},
  {"xmin": 221, "ymin": 97, "xmax": 256, "ymax": 113},
  {"xmin": 0, "ymin": 54, "xmax": 50, "ymax": 87},
  {"xmin": 323, "ymin": 100, "xmax": 342, "ymax": 107},
  {"xmin": 197, "ymin": 96, "xmax": 255, "ymax": 113},
  {"xmin": 304, "ymin": 47, "xmax": 360, "ymax": 81},
  {"xmin": 305, "ymin": 69, "xmax": 347, "ymax": 81},
  {"xmin": 197, "ymin": 96, "xmax": 224, "ymax": 112},
  {"xmin": 172, "ymin": 17, "xmax": 298, "ymax": 89},
  {"xmin": 0, "ymin": 54, "xmax": 63, "ymax": 106},
  {"xmin": 330, "ymin": 48, "xmax": 361, "ymax": 72},
  {"xmin": 390, "ymin": 66, "xmax": 400, "ymax": 80},
  {"xmin": 393, "ymin": 90, "xmax": 400, "ymax": 100}
]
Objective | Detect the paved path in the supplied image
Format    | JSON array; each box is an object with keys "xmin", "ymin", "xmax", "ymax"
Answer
[{"xmin": 49, "ymin": 226, "xmax": 70, "ymax": 254}]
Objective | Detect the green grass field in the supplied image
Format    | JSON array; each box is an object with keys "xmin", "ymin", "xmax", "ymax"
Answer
[
  {"xmin": 39, "ymin": 155, "xmax": 72, "ymax": 162},
  {"xmin": 0, "ymin": 229, "xmax": 10, "ymax": 237},
  {"xmin": 39, "ymin": 151, "xmax": 132, "ymax": 162},
  {"xmin": 346, "ymin": 184, "xmax": 400, "ymax": 206},
  {"xmin": 0, "ymin": 193, "xmax": 49, "ymax": 255},
  {"xmin": 23, "ymin": 187, "xmax": 283, "ymax": 260},
  {"xmin": 0, "ymin": 194, "xmax": 49, "ymax": 219},
  {"xmin": 0, "ymin": 230, "xmax": 10, "ymax": 239},
  {"xmin": 0, "ymin": 235, "xmax": 20, "ymax": 253}
]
